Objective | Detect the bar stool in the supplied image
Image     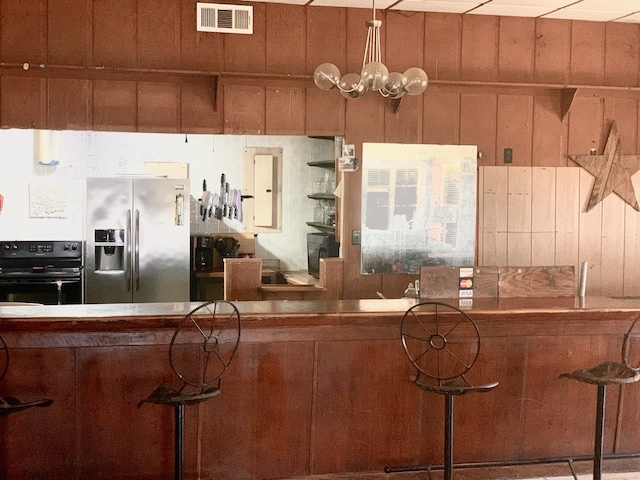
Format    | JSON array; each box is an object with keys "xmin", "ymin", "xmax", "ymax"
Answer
[
  {"xmin": 559, "ymin": 316, "xmax": 640, "ymax": 480},
  {"xmin": 138, "ymin": 301, "xmax": 241, "ymax": 480},
  {"xmin": 0, "ymin": 334, "xmax": 53, "ymax": 415},
  {"xmin": 392, "ymin": 301, "xmax": 499, "ymax": 480}
]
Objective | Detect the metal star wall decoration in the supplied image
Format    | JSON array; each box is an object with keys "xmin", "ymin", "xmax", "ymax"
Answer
[{"xmin": 570, "ymin": 121, "xmax": 640, "ymax": 212}]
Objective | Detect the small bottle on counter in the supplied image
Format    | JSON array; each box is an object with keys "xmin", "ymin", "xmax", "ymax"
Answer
[{"xmin": 404, "ymin": 283, "xmax": 416, "ymax": 298}]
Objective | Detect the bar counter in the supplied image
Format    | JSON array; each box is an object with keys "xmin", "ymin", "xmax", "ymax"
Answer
[{"xmin": 2, "ymin": 296, "xmax": 640, "ymax": 479}]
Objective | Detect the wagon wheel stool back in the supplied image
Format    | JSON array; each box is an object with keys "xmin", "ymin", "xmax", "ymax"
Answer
[
  {"xmin": 389, "ymin": 301, "xmax": 499, "ymax": 480},
  {"xmin": 0, "ymin": 334, "xmax": 53, "ymax": 415},
  {"xmin": 139, "ymin": 301, "xmax": 241, "ymax": 480},
  {"xmin": 559, "ymin": 315, "xmax": 640, "ymax": 480}
]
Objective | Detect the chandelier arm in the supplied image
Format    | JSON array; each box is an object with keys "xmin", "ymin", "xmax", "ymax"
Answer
[
  {"xmin": 362, "ymin": 26, "xmax": 372, "ymax": 69},
  {"xmin": 375, "ymin": 25, "xmax": 381, "ymax": 64}
]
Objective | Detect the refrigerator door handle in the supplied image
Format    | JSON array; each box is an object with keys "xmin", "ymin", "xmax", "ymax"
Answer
[
  {"xmin": 134, "ymin": 209, "xmax": 140, "ymax": 291},
  {"xmin": 126, "ymin": 209, "xmax": 132, "ymax": 292}
]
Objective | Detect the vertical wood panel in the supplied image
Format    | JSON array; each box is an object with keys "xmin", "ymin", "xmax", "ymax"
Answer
[
  {"xmin": 531, "ymin": 167, "xmax": 556, "ymax": 265},
  {"xmin": 307, "ymin": 7, "xmax": 347, "ymax": 73},
  {"xmin": 137, "ymin": 0, "xmax": 180, "ymax": 70},
  {"xmin": 477, "ymin": 167, "xmax": 485, "ymax": 262},
  {"xmin": 342, "ymin": 98, "xmax": 385, "ymax": 299},
  {"xmin": 579, "ymin": 169, "xmax": 603, "ymax": 294},
  {"xmin": 555, "ymin": 167, "xmax": 580, "ymax": 267},
  {"xmin": 93, "ymin": 0, "xmax": 137, "ymax": 68},
  {"xmin": 345, "ymin": 8, "xmax": 372, "ymax": 73},
  {"xmin": 77, "ymin": 346, "xmax": 172, "ymax": 478},
  {"xmin": 0, "ymin": 0, "xmax": 46, "ymax": 64},
  {"xmin": 305, "ymin": 88, "xmax": 345, "ymax": 136},
  {"xmin": 507, "ymin": 167, "xmax": 532, "ymax": 265},
  {"xmin": 532, "ymin": 95, "xmax": 566, "ymax": 167},
  {"xmin": 534, "ymin": 18, "xmax": 571, "ymax": 85},
  {"xmin": 202, "ymin": 342, "xmax": 315, "ymax": 478},
  {"xmin": 47, "ymin": 78, "xmax": 91, "ymax": 130},
  {"xmin": 1, "ymin": 348, "xmax": 76, "ymax": 479},
  {"xmin": 604, "ymin": 97, "xmax": 638, "ymax": 153},
  {"xmin": 460, "ymin": 94, "xmax": 497, "ymax": 166},
  {"xmin": 423, "ymin": 13, "xmax": 462, "ymax": 80},
  {"xmin": 567, "ymin": 96, "xmax": 605, "ymax": 156},
  {"xmin": 93, "ymin": 80, "xmax": 137, "ymax": 131},
  {"xmin": 600, "ymin": 194, "xmax": 625, "ymax": 296},
  {"xmin": 180, "ymin": 81, "xmax": 223, "ymax": 134},
  {"xmin": 385, "ymin": 10, "xmax": 424, "ymax": 73},
  {"xmin": 265, "ymin": 87, "xmax": 305, "ymax": 135},
  {"xmin": 497, "ymin": 17, "xmax": 535, "ymax": 83},
  {"xmin": 48, "ymin": 0, "xmax": 91, "ymax": 65},
  {"xmin": 180, "ymin": 0, "xmax": 223, "ymax": 72},
  {"xmin": 480, "ymin": 166, "xmax": 508, "ymax": 266},
  {"xmin": 137, "ymin": 82, "xmax": 179, "ymax": 133},
  {"xmin": 223, "ymin": 85, "xmax": 266, "ymax": 134},
  {"xmin": 604, "ymin": 23, "xmax": 640, "ymax": 87},
  {"xmin": 570, "ymin": 21, "xmax": 605, "ymax": 86},
  {"xmin": 266, "ymin": 4, "xmax": 306, "ymax": 75},
  {"xmin": 0, "ymin": 77, "xmax": 45, "ymax": 129},
  {"xmin": 461, "ymin": 15, "xmax": 498, "ymax": 82},
  {"xmin": 312, "ymin": 339, "xmax": 419, "ymax": 474},
  {"xmin": 624, "ymin": 176, "xmax": 640, "ymax": 295},
  {"xmin": 224, "ymin": 2, "xmax": 266, "ymax": 72},
  {"xmin": 496, "ymin": 95, "xmax": 533, "ymax": 166},
  {"xmin": 423, "ymin": 92, "xmax": 460, "ymax": 145},
  {"xmin": 384, "ymin": 96, "xmax": 423, "ymax": 144}
]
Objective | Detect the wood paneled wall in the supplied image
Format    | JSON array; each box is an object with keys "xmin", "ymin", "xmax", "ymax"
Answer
[
  {"xmin": 1, "ymin": 0, "xmax": 640, "ymax": 298},
  {"xmin": 478, "ymin": 166, "xmax": 640, "ymax": 297}
]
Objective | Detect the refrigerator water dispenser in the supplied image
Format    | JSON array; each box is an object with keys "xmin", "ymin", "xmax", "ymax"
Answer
[{"xmin": 94, "ymin": 229, "xmax": 125, "ymax": 271}]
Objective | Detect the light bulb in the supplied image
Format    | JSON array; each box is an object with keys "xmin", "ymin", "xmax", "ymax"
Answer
[
  {"xmin": 361, "ymin": 61, "xmax": 389, "ymax": 91},
  {"xmin": 313, "ymin": 63, "xmax": 341, "ymax": 91}
]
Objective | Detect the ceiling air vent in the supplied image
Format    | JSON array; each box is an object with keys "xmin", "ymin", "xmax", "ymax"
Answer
[{"xmin": 196, "ymin": 2, "xmax": 253, "ymax": 34}]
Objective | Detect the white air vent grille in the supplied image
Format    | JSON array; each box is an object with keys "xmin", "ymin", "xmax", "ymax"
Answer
[{"xmin": 197, "ymin": 2, "xmax": 253, "ymax": 34}]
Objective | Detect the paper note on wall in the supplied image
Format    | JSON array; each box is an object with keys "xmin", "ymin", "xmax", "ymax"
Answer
[{"xmin": 29, "ymin": 181, "xmax": 68, "ymax": 218}]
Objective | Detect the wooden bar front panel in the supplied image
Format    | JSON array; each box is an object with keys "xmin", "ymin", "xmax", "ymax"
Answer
[{"xmin": 1, "ymin": 303, "xmax": 640, "ymax": 479}]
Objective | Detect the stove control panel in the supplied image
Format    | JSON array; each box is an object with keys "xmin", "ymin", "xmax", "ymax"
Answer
[{"xmin": 0, "ymin": 241, "xmax": 82, "ymax": 258}]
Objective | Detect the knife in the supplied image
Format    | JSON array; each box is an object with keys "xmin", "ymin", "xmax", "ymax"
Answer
[{"xmin": 200, "ymin": 179, "xmax": 207, "ymax": 216}]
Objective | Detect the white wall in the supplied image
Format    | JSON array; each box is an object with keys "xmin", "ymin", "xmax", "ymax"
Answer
[{"xmin": 0, "ymin": 129, "xmax": 334, "ymax": 271}]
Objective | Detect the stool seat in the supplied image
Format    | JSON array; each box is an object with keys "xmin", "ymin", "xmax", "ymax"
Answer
[
  {"xmin": 560, "ymin": 361, "xmax": 640, "ymax": 386},
  {"xmin": 138, "ymin": 383, "xmax": 221, "ymax": 407},
  {"xmin": 0, "ymin": 396, "xmax": 53, "ymax": 416},
  {"xmin": 412, "ymin": 376, "xmax": 499, "ymax": 396}
]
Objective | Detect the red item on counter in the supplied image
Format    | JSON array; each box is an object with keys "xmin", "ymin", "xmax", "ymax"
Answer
[{"xmin": 0, "ymin": 194, "xmax": 4, "ymax": 211}]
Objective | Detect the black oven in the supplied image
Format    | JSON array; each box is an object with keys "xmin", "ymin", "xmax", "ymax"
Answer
[{"xmin": 0, "ymin": 241, "xmax": 83, "ymax": 305}]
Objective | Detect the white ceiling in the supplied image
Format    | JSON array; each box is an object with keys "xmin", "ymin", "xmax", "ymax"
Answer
[{"xmin": 249, "ymin": 0, "xmax": 640, "ymax": 23}]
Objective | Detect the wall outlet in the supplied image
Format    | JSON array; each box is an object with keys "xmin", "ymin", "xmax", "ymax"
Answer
[{"xmin": 504, "ymin": 148, "xmax": 513, "ymax": 164}]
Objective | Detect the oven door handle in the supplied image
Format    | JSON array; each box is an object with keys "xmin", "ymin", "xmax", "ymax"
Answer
[{"xmin": 126, "ymin": 209, "xmax": 132, "ymax": 292}]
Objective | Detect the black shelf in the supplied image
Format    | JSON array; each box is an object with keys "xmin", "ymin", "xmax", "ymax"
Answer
[
  {"xmin": 306, "ymin": 222, "xmax": 335, "ymax": 232},
  {"xmin": 308, "ymin": 193, "xmax": 335, "ymax": 201},
  {"xmin": 307, "ymin": 160, "xmax": 335, "ymax": 169}
]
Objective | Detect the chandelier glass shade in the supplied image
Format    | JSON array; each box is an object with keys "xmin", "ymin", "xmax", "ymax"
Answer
[{"xmin": 313, "ymin": 3, "xmax": 428, "ymax": 100}]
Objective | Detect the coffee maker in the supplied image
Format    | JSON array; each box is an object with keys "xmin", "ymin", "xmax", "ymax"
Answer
[{"xmin": 194, "ymin": 236, "xmax": 213, "ymax": 272}]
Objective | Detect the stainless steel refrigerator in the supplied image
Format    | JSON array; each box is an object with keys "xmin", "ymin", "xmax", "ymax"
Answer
[{"xmin": 85, "ymin": 176, "xmax": 190, "ymax": 303}]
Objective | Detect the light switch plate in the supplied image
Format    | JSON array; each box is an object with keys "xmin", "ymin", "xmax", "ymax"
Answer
[{"xmin": 352, "ymin": 229, "xmax": 361, "ymax": 245}]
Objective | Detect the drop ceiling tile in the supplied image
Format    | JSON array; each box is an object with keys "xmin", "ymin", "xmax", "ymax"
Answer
[
  {"xmin": 389, "ymin": 0, "xmax": 482, "ymax": 13},
  {"xmin": 543, "ymin": 9, "xmax": 624, "ymax": 21},
  {"xmin": 251, "ymin": 0, "xmax": 309, "ymax": 4},
  {"xmin": 614, "ymin": 12, "xmax": 640, "ymax": 22},
  {"xmin": 470, "ymin": 4, "xmax": 557, "ymax": 17},
  {"xmin": 309, "ymin": 0, "xmax": 397, "ymax": 8},
  {"xmin": 486, "ymin": 0, "xmax": 573, "ymax": 6}
]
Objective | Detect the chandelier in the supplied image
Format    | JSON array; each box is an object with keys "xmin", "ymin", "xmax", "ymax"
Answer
[{"xmin": 313, "ymin": 1, "xmax": 428, "ymax": 100}]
